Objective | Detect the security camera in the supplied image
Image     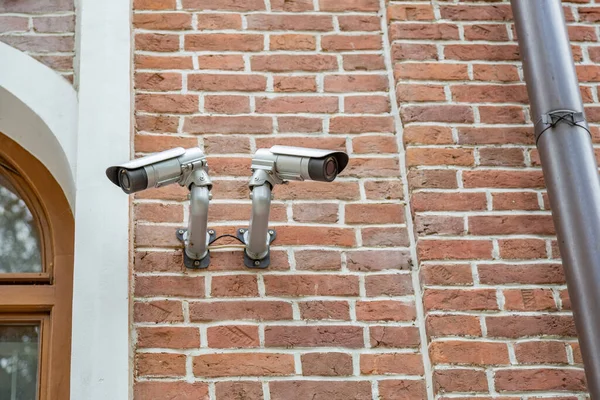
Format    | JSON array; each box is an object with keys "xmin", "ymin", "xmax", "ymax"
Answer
[
  {"xmin": 106, "ymin": 147, "xmax": 207, "ymax": 194},
  {"xmin": 252, "ymin": 146, "xmax": 349, "ymax": 184},
  {"xmin": 106, "ymin": 147, "xmax": 216, "ymax": 269},
  {"xmin": 237, "ymin": 146, "xmax": 349, "ymax": 269}
]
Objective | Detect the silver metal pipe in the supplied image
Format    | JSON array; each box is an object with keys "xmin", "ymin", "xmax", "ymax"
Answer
[
  {"xmin": 512, "ymin": 0, "xmax": 600, "ymax": 395},
  {"xmin": 246, "ymin": 184, "xmax": 272, "ymax": 260},
  {"xmin": 185, "ymin": 184, "xmax": 210, "ymax": 260}
]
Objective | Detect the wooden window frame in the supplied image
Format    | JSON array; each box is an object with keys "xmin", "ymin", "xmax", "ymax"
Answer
[{"xmin": 0, "ymin": 133, "xmax": 74, "ymax": 400}]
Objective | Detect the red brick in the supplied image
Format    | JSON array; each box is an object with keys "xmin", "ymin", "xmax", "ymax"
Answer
[
  {"xmin": 392, "ymin": 43, "xmax": 438, "ymax": 61},
  {"xmin": 388, "ymin": 4, "xmax": 434, "ymax": 20},
  {"xmin": 322, "ymin": 35, "xmax": 382, "ymax": 51},
  {"xmin": 324, "ymin": 74, "xmax": 388, "ymax": 92},
  {"xmin": 445, "ymin": 44, "xmax": 520, "ymax": 61},
  {"xmin": 364, "ymin": 180, "xmax": 404, "ymax": 200},
  {"xmin": 569, "ymin": 25, "xmax": 597, "ymax": 41},
  {"xmin": 252, "ymin": 54, "xmax": 338, "ymax": 72},
  {"xmin": 378, "ymin": 380, "xmax": 426, "ymax": 400},
  {"xmin": 473, "ymin": 64, "xmax": 520, "ymax": 82},
  {"xmin": 182, "ymin": 0, "xmax": 265, "ymax": 11},
  {"xmin": 578, "ymin": 6, "xmax": 600, "ymax": 22},
  {"xmin": 390, "ymin": 23, "xmax": 459, "ymax": 40},
  {"xmin": 134, "ymin": 300, "xmax": 183, "ymax": 323},
  {"xmin": 255, "ymin": 96, "xmax": 338, "ymax": 113},
  {"xmin": 346, "ymin": 250, "xmax": 412, "ymax": 272},
  {"xmin": 205, "ymin": 136, "xmax": 251, "ymax": 154},
  {"xmin": 319, "ymin": 0, "xmax": 379, "ymax": 12},
  {"xmin": 370, "ymin": 326, "xmax": 420, "ymax": 348},
  {"xmin": 196, "ymin": 13, "xmax": 242, "ymax": 29},
  {"xmin": 469, "ymin": 215, "xmax": 554, "ymax": 235},
  {"xmin": 270, "ymin": 34, "xmax": 316, "ymax": 51},
  {"xmin": 135, "ymin": 33, "xmax": 179, "ymax": 52},
  {"xmin": 134, "ymin": 202, "xmax": 183, "ymax": 223},
  {"xmin": 464, "ymin": 24, "xmax": 509, "ymax": 41},
  {"xmin": 189, "ymin": 300, "xmax": 293, "ymax": 321},
  {"xmin": 136, "ymin": 353, "xmax": 186, "ymax": 377},
  {"xmin": 362, "ymin": 227, "xmax": 410, "ymax": 247},
  {"xmin": 135, "ymin": 134, "xmax": 196, "ymax": 152},
  {"xmin": 418, "ymin": 240, "xmax": 493, "ymax": 261},
  {"xmin": 277, "ymin": 116, "xmax": 323, "ymax": 133},
  {"xmin": 345, "ymin": 203, "xmax": 404, "ymax": 224},
  {"xmin": 404, "ymin": 126, "xmax": 452, "ymax": 145},
  {"xmin": 204, "ymin": 95, "xmax": 250, "ymax": 114},
  {"xmin": 329, "ymin": 116, "xmax": 395, "ymax": 133},
  {"xmin": 397, "ymin": 83, "xmax": 446, "ymax": 102},
  {"xmin": 295, "ymin": 250, "xmax": 341, "ymax": 271},
  {"xmin": 275, "ymin": 226, "xmax": 355, "ymax": 247},
  {"xmin": 426, "ymin": 315, "xmax": 482, "ymax": 338},
  {"xmin": 135, "ymin": 275, "xmax": 204, "ymax": 298},
  {"xmin": 271, "ymin": 0, "xmax": 313, "ymax": 11},
  {"xmin": 486, "ymin": 315, "xmax": 577, "ymax": 338},
  {"xmin": 463, "ymin": 170, "xmax": 545, "ymax": 188},
  {"xmin": 366, "ymin": 274, "xmax": 413, "ymax": 296},
  {"xmin": 412, "ymin": 192, "xmax": 487, "ymax": 212},
  {"xmin": 338, "ymin": 15, "xmax": 381, "ymax": 31},
  {"xmin": 495, "ymin": 369, "xmax": 586, "ymax": 392},
  {"xmin": 299, "ymin": 300, "xmax": 350, "ymax": 320},
  {"xmin": 452, "ymin": 84, "xmax": 528, "ymax": 103},
  {"xmin": 134, "ymin": 251, "xmax": 184, "ymax": 273},
  {"xmin": 480, "ymin": 106, "xmax": 526, "ymax": 124},
  {"xmin": 434, "ymin": 369, "xmax": 489, "ymax": 394},
  {"xmin": 185, "ymin": 34, "xmax": 263, "ymax": 51},
  {"xmin": 135, "ymin": 55, "xmax": 193, "ymax": 70},
  {"xmin": 133, "ymin": 13, "xmax": 191, "ymax": 30},
  {"xmin": 499, "ymin": 238, "xmax": 547, "ymax": 259},
  {"xmin": 184, "ymin": 116, "xmax": 272, "ymax": 134},
  {"xmin": 424, "ymin": 289, "xmax": 498, "ymax": 311},
  {"xmin": 441, "ymin": 4, "xmax": 512, "ymax": 20},
  {"xmin": 458, "ymin": 127, "xmax": 534, "ymax": 145},
  {"xmin": 137, "ymin": 326, "xmax": 200, "ymax": 349},
  {"xmin": 514, "ymin": 341, "xmax": 568, "ymax": 364},
  {"xmin": 193, "ymin": 353, "xmax": 294, "ymax": 377},
  {"xmin": 430, "ymin": 340, "xmax": 509, "ymax": 365},
  {"xmin": 198, "ymin": 54, "xmax": 244, "ymax": 70},
  {"xmin": 361, "ymin": 353, "xmax": 423, "ymax": 375},
  {"xmin": 135, "ymin": 381, "xmax": 209, "ymax": 400},
  {"xmin": 407, "ymin": 148, "xmax": 474, "ymax": 166},
  {"xmin": 265, "ymin": 326, "xmax": 364, "ymax": 348},
  {"xmin": 346, "ymin": 96, "xmax": 391, "ymax": 114},
  {"xmin": 136, "ymin": 94, "xmax": 198, "ymax": 113},
  {"xmin": 265, "ymin": 275, "xmax": 359, "ymax": 297},
  {"xmin": 356, "ymin": 300, "xmax": 416, "ymax": 322},
  {"xmin": 211, "ymin": 275, "xmax": 258, "ymax": 297},
  {"xmin": 134, "ymin": 0, "xmax": 175, "ymax": 9},
  {"xmin": 416, "ymin": 215, "xmax": 464, "ymax": 236},
  {"xmin": 401, "ymin": 105, "xmax": 474, "ymax": 123},
  {"xmin": 207, "ymin": 325, "xmax": 259, "ymax": 348},
  {"xmin": 395, "ymin": 63, "xmax": 468, "ymax": 81},
  {"xmin": 215, "ymin": 382, "xmax": 262, "ymax": 400},
  {"xmin": 408, "ymin": 170, "xmax": 457, "ymax": 189},
  {"xmin": 270, "ymin": 381, "xmax": 372, "ymax": 400},
  {"xmin": 276, "ymin": 181, "xmax": 360, "ymax": 200},
  {"xmin": 247, "ymin": 14, "xmax": 332, "ymax": 31},
  {"xmin": 301, "ymin": 353, "xmax": 353, "ymax": 376},
  {"xmin": 135, "ymin": 72, "xmax": 182, "ymax": 91},
  {"xmin": 343, "ymin": 54, "xmax": 386, "ymax": 71},
  {"xmin": 478, "ymin": 263, "xmax": 564, "ymax": 285},
  {"xmin": 293, "ymin": 203, "xmax": 338, "ymax": 223},
  {"xmin": 420, "ymin": 264, "xmax": 473, "ymax": 286},
  {"xmin": 188, "ymin": 74, "xmax": 266, "ymax": 91},
  {"xmin": 503, "ymin": 289, "xmax": 556, "ymax": 311}
]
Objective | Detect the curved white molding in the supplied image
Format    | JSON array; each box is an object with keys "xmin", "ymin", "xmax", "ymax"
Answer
[{"xmin": 0, "ymin": 42, "xmax": 78, "ymax": 209}]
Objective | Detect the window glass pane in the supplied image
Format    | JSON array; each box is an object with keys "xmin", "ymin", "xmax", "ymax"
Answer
[
  {"xmin": 0, "ymin": 174, "xmax": 42, "ymax": 273},
  {"xmin": 0, "ymin": 325, "xmax": 40, "ymax": 400}
]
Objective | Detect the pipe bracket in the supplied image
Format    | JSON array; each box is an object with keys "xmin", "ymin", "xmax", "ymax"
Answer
[{"xmin": 534, "ymin": 110, "xmax": 590, "ymax": 143}]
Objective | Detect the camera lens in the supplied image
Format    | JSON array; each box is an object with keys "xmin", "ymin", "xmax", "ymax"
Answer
[
  {"xmin": 308, "ymin": 156, "xmax": 339, "ymax": 182},
  {"xmin": 118, "ymin": 168, "xmax": 148, "ymax": 194}
]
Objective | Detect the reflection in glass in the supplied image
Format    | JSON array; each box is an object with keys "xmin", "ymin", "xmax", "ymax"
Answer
[
  {"xmin": 0, "ymin": 173, "xmax": 42, "ymax": 273},
  {"xmin": 0, "ymin": 325, "xmax": 40, "ymax": 400}
]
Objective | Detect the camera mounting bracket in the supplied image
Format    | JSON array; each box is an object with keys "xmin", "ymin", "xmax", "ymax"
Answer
[{"xmin": 236, "ymin": 228, "xmax": 277, "ymax": 269}]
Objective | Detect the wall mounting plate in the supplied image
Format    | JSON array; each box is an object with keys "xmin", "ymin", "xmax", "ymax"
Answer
[
  {"xmin": 236, "ymin": 228, "xmax": 276, "ymax": 269},
  {"xmin": 176, "ymin": 228, "xmax": 217, "ymax": 269}
]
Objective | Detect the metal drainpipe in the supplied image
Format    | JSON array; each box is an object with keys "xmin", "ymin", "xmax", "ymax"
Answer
[{"xmin": 511, "ymin": 0, "xmax": 600, "ymax": 395}]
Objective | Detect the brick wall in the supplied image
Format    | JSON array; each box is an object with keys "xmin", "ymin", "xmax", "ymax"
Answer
[
  {"xmin": 132, "ymin": 0, "xmax": 594, "ymax": 399},
  {"xmin": 390, "ymin": 0, "xmax": 593, "ymax": 398},
  {"xmin": 0, "ymin": 0, "xmax": 75, "ymax": 81}
]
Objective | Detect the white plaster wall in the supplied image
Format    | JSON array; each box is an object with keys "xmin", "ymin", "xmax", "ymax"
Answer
[
  {"xmin": 0, "ymin": 42, "xmax": 78, "ymax": 209},
  {"xmin": 69, "ymin": 0, "xmax": 132, "ymax": 399}
]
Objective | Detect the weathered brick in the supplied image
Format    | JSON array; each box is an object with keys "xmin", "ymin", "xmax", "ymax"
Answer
[
  {"xmin": 301, "ymin": 353, "xmax": 353, "ymax": 376},
  {"xmin": 193, "ymin": 353, "xmax": 294, "ymax": 377}
]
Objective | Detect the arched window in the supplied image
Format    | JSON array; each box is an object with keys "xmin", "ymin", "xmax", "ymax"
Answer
[{"xmin": 0, "ymin": 133, "xmax": 73, "ymax": 400}]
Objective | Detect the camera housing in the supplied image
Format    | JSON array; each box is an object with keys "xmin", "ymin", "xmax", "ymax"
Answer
[
  {"xmin": 252, "ymin": 146, "xmax": 349, "ymax": 184},
  {"xmin": 106, "ymin": 147, "xmax": 207, "ymax": 194}
]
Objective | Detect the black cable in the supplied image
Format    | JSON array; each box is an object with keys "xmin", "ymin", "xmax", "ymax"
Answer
[
  {"xmin": 211, "ymin": 234, "xmax": 245, "ymax": 245},
  {"xmin": 538, "ymin": 113, "xmax": 592, "ymax": 138}
]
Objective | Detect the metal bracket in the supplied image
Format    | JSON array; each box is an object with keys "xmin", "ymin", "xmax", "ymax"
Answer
[
  {"xmin": 176, "ymin": 229, "xmax": 217, "ymax": 269},
  {"xmin": 236, "ymin": 228, "xmax": 277, "ymax": 269},
  {"xmin": 534, "ymin": 109, "xmax": 589, "ymax": 142}
]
